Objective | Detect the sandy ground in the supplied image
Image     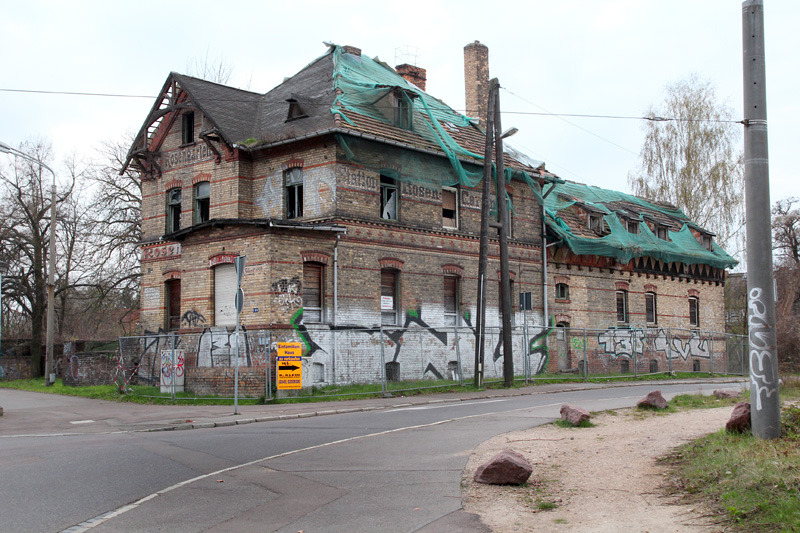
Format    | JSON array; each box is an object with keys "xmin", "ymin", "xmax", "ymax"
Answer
[{"xmin": 462, "ymin": 405, "xmax": 735, "ymax": 532}]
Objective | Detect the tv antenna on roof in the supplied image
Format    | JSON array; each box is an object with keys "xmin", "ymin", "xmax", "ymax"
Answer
[{"xmin": 395, "ymin": 45, "xmax": 421, "ymax": 66}]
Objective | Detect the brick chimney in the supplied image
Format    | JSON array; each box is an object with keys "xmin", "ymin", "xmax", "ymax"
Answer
[
  {"xmin": 395, "ymin": 63, "xmax": 427, "ymax": 91},
  {"xmin": 464, "ymin": 40, "xmax": 489, "ymax": 125}
]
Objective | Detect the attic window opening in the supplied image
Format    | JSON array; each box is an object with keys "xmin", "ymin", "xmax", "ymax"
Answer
[
  {"xmin": 588, "ymin": 214, "xmax": 605, "ymax": 233},
  {"xmin": 627, "ymin": 220, "xmax": 639, "ymax": 234},
  {"xmin": 393, "ymin": 92, "xmax": 413, "ymax": 130},
  {"xmin": 181, "ymin": 112, "xmax": 195, "ymax": 145},
  {"xmin": 286, "ymin": 100, "xmax": 308, "ymax": 122},
  {"xmin": 657, "ymin": 226, "xmax": 669, "ymax": 240},
  {"xmin": 702, "ymin": 234, "xmax": 713, "ymax": 251}
]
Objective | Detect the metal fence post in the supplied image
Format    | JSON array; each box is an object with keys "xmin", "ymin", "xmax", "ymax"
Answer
[
  {"xmin": 379, "ymin": 324, "xmax": 386, "ymax": 394},
  {"xmin": 170, "ymin": 333, "xmax": 176, "ymax": 401},
  {"xmin": 710, "ymin": 333, "xmax": 714, "ymax": 375},
  {"xmin": 454, "ymin": 326, "xmax": 463, "ymax": 386},
  {"xmin": 633, "ymin": 329, "xmax": 638, "ymax": 378},
  {"xmin": 668, "ymin": 327, "xmax": 673, "ymax": 374},
  {"xmin": 583, "ymin": 328, "xmax": 588, "ymax": 380}
]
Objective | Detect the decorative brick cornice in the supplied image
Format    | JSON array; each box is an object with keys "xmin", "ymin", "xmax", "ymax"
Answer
[
  {"xmin": 644, "ymin": 283, "xmax": 658, "ymax": 293},
  {"xmin": 615, "ymin": 281, "xmax": 630, "ymax": 291},
  {"xmin": 379, "ymin": 257, "xmax": 404, "ymax": 271},
  {"xmin": 302, "ymin": 251, "xmax": 330, "ymax": 265},
  {"xmin": 192, "ymin": 172, "xmax": 212, "ymax": 185},
  {"xmin": 162, "ymin": 269, "xmax": 181, "ymax": 280},
  {"xmin": 164, "ymin": 179, "xmax": 183, "ymax": 190},
  {"xmin": 442, "ymin": 264, "xmax": 464, "ymax": 276},
  {"xmin": 688, "ymin": 288, "xmax": 700, "ymax": 298}
]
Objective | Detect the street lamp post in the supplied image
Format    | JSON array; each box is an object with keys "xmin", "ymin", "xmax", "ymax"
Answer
[
  {"xmin": 0, "ymin": 260, "xmax": 7, "ymax": 365},
  {"xmin": 0, "ymin": 141, "xmax": 59, "ymax": 385}
]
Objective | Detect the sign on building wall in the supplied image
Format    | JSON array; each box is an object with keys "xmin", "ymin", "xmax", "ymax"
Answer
[{"xmin": 141, "ymin": 243, "xmax": 181, "ymax": 261}]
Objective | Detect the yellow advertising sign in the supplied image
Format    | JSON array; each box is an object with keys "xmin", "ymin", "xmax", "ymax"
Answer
[{"xmin": 277, "ymin": 342, "xmax": 303, "ymax": 390}]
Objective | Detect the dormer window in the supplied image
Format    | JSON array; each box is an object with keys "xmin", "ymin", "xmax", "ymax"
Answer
[
  {"xmin": 588, "ymin": 214, "xmax": 604, "ymax": 233},
  {"xmin": 702, "ymin": 234, "xmax": 713, "ymax": 251},
  {"xmin": 656, "ymin": 226, "xmax": 669, "ymax": 240},
  {"xmin": 286, "ymin": 99, "xmax": 307, "ymax": 121},
  {"xmin": 393, "ymin": 91, "xmax": 413, "ymax": 130},
  {"xmin": 181, "ymin": 112, "xmax": 194, "ymax": 145},
  {"xmin": 627, "ymin": 220, "xmax": 639, "ymax": 234}
]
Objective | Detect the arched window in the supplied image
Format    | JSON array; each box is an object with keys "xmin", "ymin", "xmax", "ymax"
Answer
[
  {"xmin": 645, "ymin": 292, "xmax": 657, "ymax": 324},
  {"xmin": 443, "ymin": 275, "xmax": 460, "ymax": 326},
  {"xmin": 194, "ymin": 181, "xmax": 210, "ymax": 224},
  {"xmin": 166, "ymin": 188, "xmax": 182, "ymax": 233},
  {"xmin": 303, "ymin": 262, "xmax": 324, "ymax": 323},
  {"xmin": 616, "ymin": 289, "xmax": 628, "ymax": 324}
]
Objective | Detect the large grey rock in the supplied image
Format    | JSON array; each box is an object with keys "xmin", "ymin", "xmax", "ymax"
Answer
[
  {"xmin": 473, "ymin": 449, "xmax": 533, "ymax": 485},
  {"xmin": 560, "ymin": 404, "xmax": 591, "ymax": 426},
  {"xmin": 726, "ymin": 401, "xmax": 751, "ymax": 433},
  {"xmin": 714, "ymin": 389, "xmax": 740, "ymax": 400},
  {"xmin": 637, "ymin": 390, "xmax": 669, "ymax": 410}
]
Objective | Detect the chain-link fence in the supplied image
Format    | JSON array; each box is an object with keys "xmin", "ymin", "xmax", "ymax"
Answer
[{"xmin": 116, "ymin": 325, "xmax": 749, "ymax": 399}]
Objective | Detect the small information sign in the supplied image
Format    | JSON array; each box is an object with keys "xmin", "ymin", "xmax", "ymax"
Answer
[
  {"xmin": 277, "ymin": 342, "xmax": 303, "ymax": 390},
  {"xmin": 381, "ymin": 295, "xmax": 394, "ymax": 310}
]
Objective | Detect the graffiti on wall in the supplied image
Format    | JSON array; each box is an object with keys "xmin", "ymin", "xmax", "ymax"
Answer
[
  {"xmin": 273, "ymin": 276, "xmax": 303, "ymax": 313},
  {"xmin": 595, "ymin": 328, "xmax": 710, "ymax": 360},
  {"xmin": 181, "ymin": 309, "xmax": 207, "ymax": 328},
  {"xmin": 529, "ymin": 318, "xmax": 554, "ymax": 375},
  {"xmin": 196, "ymin": 326, "xmax": 251, "ymax": 367},
  {"xmin": 748, "ymin": 287, "xmax": 778, "ymax": 411}
]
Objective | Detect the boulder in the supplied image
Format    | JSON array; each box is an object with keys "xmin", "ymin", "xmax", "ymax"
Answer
[
  {"xmin": 637, "ymin": 390, "xmax": 669, "ymax": 410},
  {"xmin": 713, "ymin": 389, "xmax": 740, "ymax": 400},
  {"xmin": 560, "ymin": 404, "xmax": 591, "ymax": 426},
  {"xmin": 726, "ymin": 401, "xmax": 751, "ymax": 433},
  {"xmin": 473, "ymin": 448, "xmax": 533, "ymax": 485}
]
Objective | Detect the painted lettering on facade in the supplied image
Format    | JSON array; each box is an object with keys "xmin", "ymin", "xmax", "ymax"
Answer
[
  {"xmin": 142, "ymin": 243, "xmax": 181, "ymax": 262},
  {"xmin": 209, "ymin": 254, "xmax": 237, "ymax": 267},
  {"xmin": 161, "ymin": 143, "xmax": 214, "ymax": 171},
  {"xmin": 340, "ymin": 168, "xmax": 377, "ymax": 192},
  {"xmin": 461, "ymin": 189, "xmax": 482, "ymax": 210},
  {"xmin": 402, "ymin": 183, "xmax": 440, "ymax": 202}
]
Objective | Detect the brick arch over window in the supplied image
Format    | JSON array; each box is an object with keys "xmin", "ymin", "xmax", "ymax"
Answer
[
  {"xmin": 615, "ymin": 281, "xmax": 630, "ymax": 291},
  {"xmin": 442, "ymin": 264, "xmax": 464, "ymax": 276},
  {"xmin": 379, "ymin": 258, "xmax": 404, "ymax": 271},
  {"xmin": 555, "ymin": 313, "xmax": 572, "ymax": 325},
  {"xmin": 687, "ymin": 288, "xmax": 700, "ymax": 298},
  {"xmin": 162, "ymin": 270, "xmax": 181, "ymax": 281},
  {"xmin": 496, "ymin": 270, "xmax": 516, "ymax": 280},
  {"xmin": 644, "ymin": 283, "xmax": 658, "ymax": 293},
  {"xmin": 302, "ymin": 251, "xmax": 330, "ymax": 265},
  {"xmin": 164, "ymin": 179, "xmax": 183, "ymax": 190},
  {"xmin": 554, "ymin": 275, "xmax": 570, "ymax": 285},
  {"xmin": 283, "ymin": 157, "xmax": 304, "ymax": 170},
  {"xmin": 192, "ymin": 172, "xmax": 212, "ymax": 185}
]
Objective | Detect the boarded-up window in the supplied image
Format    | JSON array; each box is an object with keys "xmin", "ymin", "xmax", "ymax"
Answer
[
  {"xmin": 381, "ymin": 269, "xmax": 399, "ymax": 325},
  {"xmin": 166, "ymin": 279, "xmax": 181, "ymax": 331},
  {"xmin": 442, "ymin": 188, "xmax": 457, "ymax": 228},
  {"xmin": 303, "ymin": 262, "xmax": 323, "ymax": 323},
  {"xmin": 444, "ymin": 276, "xmax": 459, "ymax": 326},
  {"xmin": 214, "ymin": 264, "xmax": 236, "ymax": 326}
]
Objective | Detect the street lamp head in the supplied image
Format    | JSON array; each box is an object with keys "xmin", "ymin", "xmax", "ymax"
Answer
[
  {"xmin": 0, "ymin": 140, "xmax": 12, "ymax": 154},
  {"xmin": 499, "ymin": 127, "xmax": 518, "ymax": 140}
]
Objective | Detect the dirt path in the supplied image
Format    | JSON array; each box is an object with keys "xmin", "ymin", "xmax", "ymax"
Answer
[{"xmin": 462, "ymin": 406, "xmax": 733, "ymax": 532}]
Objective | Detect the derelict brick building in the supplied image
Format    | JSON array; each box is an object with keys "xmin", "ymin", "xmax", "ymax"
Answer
[{"xmin": 126, "ymin": 42, "xmax": 736, "ymax": 386}]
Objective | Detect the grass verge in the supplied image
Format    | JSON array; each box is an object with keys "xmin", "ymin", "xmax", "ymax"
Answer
[{"xmin": 661, "ymin": 376, "xmax": 800, "ymax": 532}]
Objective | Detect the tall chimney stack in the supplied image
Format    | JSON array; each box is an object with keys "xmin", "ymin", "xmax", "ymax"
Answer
[
  {"xmin": 464, "ymin": 41, "xmax": 489, "ymax": 126},
  {"xmin": 396, "ymin": 63, "xmax": 427, "ymax": 91}
]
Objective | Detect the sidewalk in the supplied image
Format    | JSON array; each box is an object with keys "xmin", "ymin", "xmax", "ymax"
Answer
[{"xmin": 0, "ymin": 377, "xmax": 748, "ymax": 437}]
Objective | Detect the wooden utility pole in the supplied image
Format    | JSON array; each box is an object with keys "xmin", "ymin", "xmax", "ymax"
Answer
[
  {"xmin": 474, "ymin": 79, "xmax": 497, "ymax": 388},
  {"xmin": 494, "ymin": 83, "xmax": 514, "ymax": 387}
]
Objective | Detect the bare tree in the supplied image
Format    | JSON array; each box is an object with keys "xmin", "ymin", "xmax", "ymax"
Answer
[
  {"xmin": 186, "ymin": 48, "xmax": 234, "ymax": 84},
  {"xmin": 0, "ymin": 140, "xmax": 75, "ymax": 374},
  {"xmin": 771, "ymin": 198, "xmax": 800, "ymax": 370},
  {"xmin": 628, "ymin": 75, "xmax": 744, "ymax": 253}
]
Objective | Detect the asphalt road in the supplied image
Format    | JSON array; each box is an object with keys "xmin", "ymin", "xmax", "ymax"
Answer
[{"xmin": 0, "ymin": 381, "xmax": 744, "ymax": 532}]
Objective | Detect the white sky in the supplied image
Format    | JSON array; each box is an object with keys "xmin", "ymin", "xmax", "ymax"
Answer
[{"xmin": 1, "ymin": 0, "xmax": 797, "ymax": 203}]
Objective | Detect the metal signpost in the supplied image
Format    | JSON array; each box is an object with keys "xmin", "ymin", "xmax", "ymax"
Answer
[{"xmin": 233, "ymin": 255, "xmax": 246, "ymax": 415}]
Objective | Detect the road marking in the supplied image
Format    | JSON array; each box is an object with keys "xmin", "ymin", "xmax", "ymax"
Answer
[
  {"xmin": 69, "ymin": 420, "xmax": 95, "ymax": 425},
  {"xmin": 389, "ymin": 399, "xmax": 508, "ymax": 411}
]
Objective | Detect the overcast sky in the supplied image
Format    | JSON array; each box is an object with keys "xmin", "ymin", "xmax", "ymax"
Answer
[{"xmin": 1, "ymin": 0, "xmax": 797, "ymax": 203}]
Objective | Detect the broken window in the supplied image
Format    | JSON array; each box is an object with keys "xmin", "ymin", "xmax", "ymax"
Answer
[
  {"xmin": 194, "ymin": 181, "xmax": 210, "ymax": 224},
  {"xmin": 285, "ymin": 167, "xmax": 303, "ymax": 219},
  {"xmin": 646, "ymin": 292, "xmax": 657, "ymax": 324},
  {"xmin": 442, "ymin": 187, "xmax": 458, "ymax": 228},
  {"xmin": 380, "ymin": 175, "xmax": 398, "ymax": 220},
  {"xmin": 616, "ymin": 290, "xmax": 628, "ymax": 323},
  {"xmin": 166, "ymin": 188, "xmax": 182, "ymax": 233},
  {"xmin": 181, "ymin": 112, "xmax": 194, "ymax": 144},
  {"xmin": 393, "ymin": 93, "xmax": 412, "ymax": 129},
  {"xmin": 702, "ymin": 234, "xmax": 713, "ymax": 251},
  {"xmin": 286, "ymin": 99, "xmax": 308, "ymax": 121},
  {"xmin": 656, "ymin": 226, "xmax": 669, "ymax": 240},
  {"xmin": 166, "ymin": 279, "xmax": 181, "ymax": 331},
  {"xmin": 627, "ymin": 220, "xmax": 639, "ymax": 234},
  {"xmin": 588, "ymin": 214, "xmax": 604, "ymax": 233}
]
